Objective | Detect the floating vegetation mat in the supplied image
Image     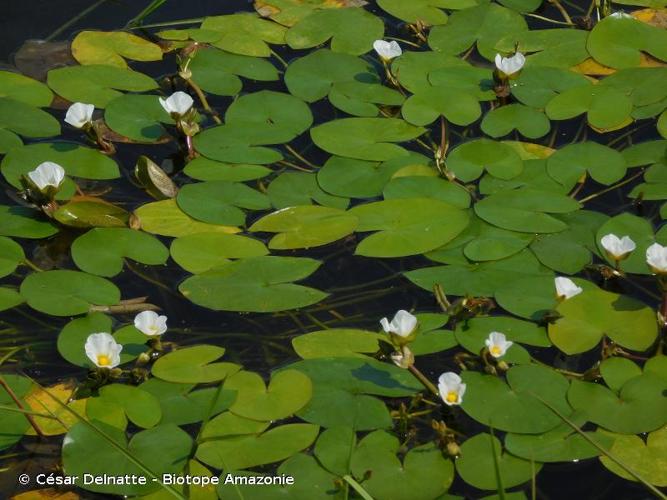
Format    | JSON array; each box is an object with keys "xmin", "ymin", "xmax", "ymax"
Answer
[{"xmin": 1, "ymin": 0, "xmax": 667, "ymax": 498}]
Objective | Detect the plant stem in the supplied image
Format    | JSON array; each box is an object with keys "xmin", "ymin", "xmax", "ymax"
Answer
[
  {"xmin": 270, "ymin": 49, "xmax": 288, "ymax": 69},
  {"xmin": 45, "ymin": 0, "xmax": 108, "ymax": 41},
  {"xmin": 127, "ymin": 18, "xmax": 204, "ymax": 30},
  {"xmin": 578, "ymin": 169, "xmax": 645, "ymax": 203},
  {"xmin": 126, "ymin": 0, "xmax": 167, "ymax": 28},
  {"xmin": 408, "ymin": 365, "xmax": 439, "ymax": 396},
  {"xmin": 0, "ymin": 376, "xmax": 44, "ymax": 438},
  {"xmin": 342, "ymin": 475, "xmax": 373, "ymax": 500},
  {"xmin": 22, "ymin": 258, "xmax": 44, "ymax": 272},
  {"xmin": 524, "ymin": 13, "xmax": 574, "ymax": 25},
  {"xmin": 186, "ymin": 79, "xmax": 221, "ymax": 124},
  {"xmin": 285, "ymin": 145, "xmax": 319, "ymax": 169},
  {"xmin": 548, "ymin": 0, "xmax": 573, "ymax": 24}
]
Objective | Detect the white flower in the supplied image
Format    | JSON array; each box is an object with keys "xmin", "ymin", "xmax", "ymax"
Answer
[
  {"xmin": 134, "ymin": 310, "xmax": 168, "ymax": 336},
  {"xmin": 159, "ymin": 91, "xmax": 194, "ymax": 116},
  {"xmin": 373, "ymin": 40, "xmax": 402, "ymax": 61},
  {"xmin": 485, "ymin": 331, "xmax": 513, "ymax": 358},
  {"xmin": 555, "ymin": 277, "xmax": 583, "ymax": 300},
  {"xmin": 646, "ymin": 243, "xmax": 667, "ymax": 274},
  {"xmin": 64, "ymin": 102, "xmax": 94, "ymax": 129},
  {"xmin": 85, "ymin": 333, "xmax": 122, "ymax": 369},
  {"xmin": 27, "ymin": 162, "xmax": 66, "ymax": 190},
  {"xmin": 438, "ymin": 372, "xmax": 466, "ymax": 406},
  {"xmin": 609, "ymin": 11, "xmax": 632, "ymax": 18},
  {"xmin": 380, "ymin": 310, "xmax": 418, "ymax": 338},
  {"xmin": 391, "ymin": 345, "xmax": 414, "ymax": 369},
  {"xmin": 495, "ymin": 52, "xmax": 526, "ymax": 77},
  {"xmin": 600, "ymin": 233, "xmax": 636, "ymax": 260}
]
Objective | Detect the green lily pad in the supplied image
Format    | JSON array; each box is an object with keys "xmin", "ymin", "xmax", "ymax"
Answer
[
  {"xmin": 199, "ymin": 13, "xmax": 287, "ymax": 57},
  {"xmin": 152, "ymin": 345, "xmax": 241, "ymax": 384},
  {"xmin": 179, "ymin": 256, "xmax": 327, "ymax": 312},
  {"xmin": 455, "ymin": 315, "xmax": 550, "ymax": 346},
  {"xmin": 57, "ymin": 313, "xmax": 147, "ymax": 368},
  {"xmin": 0, "ymin": 374, "xmax": 33, "ymax": 451},
  {"xmin": 249, "ymin": 205, "xmax": 358, "ymax": 249},
  {"xmin": 350, "ymin": 430, "xmax": 455, "ymax": 500},
  {"xmin": 595, "ymin": 212, "xmax": 659, "ymax": 274},
  {"xmin": 184, "ymin": 157, "xmax": 271, "ymax": 182},
  {"xmin": 0, "ymin": 236, "xmax": 24, "ymax": 277},
  {"xmin": 53, "ymin": 198, "xmax": 130, "ymax": 228},
  {"xmin": 402, "ymin": 84, "xmax": 481, "ymax": 126},
  {"xmin": 568, "ymin": 373, "xmax": 667, "ymax": 434},
  {"xmin": 177, "ymin": 181, "xmax": 270, "ymax": 226},
  {"xmin": 599, "ymin": 426, "xmax": 667, "ymax": 487},
  {"xmin": 0, "ymin": 70, "xmax": 53, "ymax": 107},
  {"xmin": 461, "ymin": 364, "xmax": 571, "ymax": 434},
  {"xmin": 456, "ymin": 433, "xmax": 541, "ymax": 490},
  {"xmin": 0, "ymin": 97, "xmax": 60, "ymax": 148},
  {"xmin": 71, "ymin": 31, "xmax": 163, "ymax": 68},
  {"xmin": 0, "ymin": 287, "xmax": 24, "ymax": 312},
  {"xmin": 310, "ymin": 118, "xmax": 425, "ymax": 161},
  {"xmin": 511, "ymin": 66, "xmax": 590, "ymax": 108},
  {"xmin": 1, "ymin": 142, "xmax": 119, "ymax": 189},
  {"xmin": 446, "ymin": 139, "xmax": 524, "ymax": 182},
  {"xmin": 349, "ymin": 198, "xmax": 470, "ymax": 257},
  {"xmin": 189, "ymin": 47, "xmax": 279, "ymax": 96},
  {"xmin": 20, "ymin": 270, "xmax": 120, "ymax": 316},
  {"xmin": 268, "ymin": 171, "xmax": 350, "ymax": 209},
  {"xmin": 377, "ymin": 0, "xmax": 449, "ymax": 24},
  {"xmin": 475, "ymin": 188, "xmax": 580, "ymax": 233},
  {"xmin": 496, "ymin": 29, "xmax": 589, "ymax": 67},
  {"xmin": 481, "ymin": 104, "xmax": 550, "ymax": 139},
  {"xmin": 286, "ymin": 7, "xmax": 383, "ymax": 55},
  {"xmin": 225, "ymin": 369, "xmax": 312, "ymax": 420},
  {"xmin": 587, "ymin": 15, "xmax": 667, "ymax": 69},
  {"xmin": 428, "ymin": 4, "xmax": 527, "ymax": 60},
  {"xmin": 71, "ymin": 228, "xmax": 169, "ymax": 277},
  {"xmin": 600, "ymin": 357, "xmax": 643, "ymax": 392},
  {"xmin": 383, "ymin": 175, "xmax": 471, "ymax": 208},
  {"xmin": 170, "ymin": 232, "xmax": 268, "ymax": 273},
  {"xmin": 292, "ymin": 328, "xmax": 388, "ymax": 359},
  {"xmin": 549, "ymin": 287, "xmax": 658, "ymax": 354},
  {"xmin": 135, "ymin": 199, "xmax": 240, "ymax": 237},
  {"xmin": 46, "ymin": 64, "xmax": 157, "ymax": 108},
  {"xmin": 104, "ymin": 94, "xmax": 173, "ymax": 142},
  {"xmin": 94, "ymin": 384, "xmax": 162, "ymax": 429},
  {"xmin": 62, "ymin": 421, "xmax": 192, "ymax": 496},
  {"xmin": 196, "ymin": 423, "xmax": 320, "ymax": 470}
]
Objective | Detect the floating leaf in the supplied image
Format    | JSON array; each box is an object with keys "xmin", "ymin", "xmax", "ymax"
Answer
[
  {"xmin": 189, "ymin": 47, "xmax": 279, "ymax": 96},
  {"xmin": 170, "ymin": 232, "xmax": 268, "ymax": 273},
  {"xmin": 47, "ymin": 65, "xmax": 157, "ymax": 108},
  {"xmin": 249, "ymin": 205, "xmax": 358, "ymax": 249},
  {"xmin": 199, "ymin": 13, "xmax": 287, "ymax": 57},
  {"xmin": 481, "ymin": 103, "xmax": 550, "ymax": 139},
  {"xmin": 600, "ymin": 357, "xmax": 643, "ymax": 392},
  {"xmin": 549, "ymin": 287, "xmax": 658, "ymax": 354},
  {"xmin": 179, "ymin": 256, "xmax": 327, "ymax": 312},
  {"xmin": 349, "ymin": 198, "xmax": 470, "ymax": 257},
  {"xmin": 377, "ymin": 0, "xmax": 449, "ymax": 24},
  {"xmin": 595, "ymin": 212, "xmax": 660, "ymax": 274},
  {"xmin": 0, "ymin": 236, "xmax": 24, "ymax": 277},
  {"xmin": 104, "ymin": 94, "xmax": 172, "ymax": 142},
  {"xmin": 268, "ymin": 171, "xmax": 350, "ymax": 209},
  {"xmin": 0, "ymin": 70, "xmax": 53, "ymax": 107},
  {"xmin": 184, "ymin": 157, "xmax": 271, "ymax": 182},
  {"xmin": 71, "ymin": 31, "xmax": 163, "ymax": 68},
  {"xmin": 53, "ymin": 198, "xmax": 130, "ymax": 229},
  {"xmin": 456, "ymin": 433, "xmax": 541, "ymax": 490},
  {"xmin": 152, "ymin": 345, "xmax": 241, "ymax": 384},
  {"xmin": 402, "ymin": 84, "xmax": 481, "ymax": 126},
  {"xmin": 20, "ymin": 270, "xmax": 120, "ymax": 316},
  {"xmin": 286, "ymin": 8, "xmax": 383, "ymax": 55},
  {"xmin": 383, "ymin": 175, "xmax": 471, "ymax": 208},
  {"xmin": 134, "ymin": 199, "xmax": 240, "ymax": 237},
  {"xmin": 176, "ymin": 181, "xmax": 270, "ymax": 226},
  {"xmin": 292, "ymin": 328, "xmax": 387, "ymax": 359},
  {"xmin": 311, "ymin": 118, "xmax": 425, "ymax": 161},
  {"xmin": 511, "ymin": 66, "xmax": 590, "ymax": 108},
  {"xmin": 225, "ymin": 369, "xmax": 312, "ymax": 420},
  {"xmin": 71, "ymin": 227, "xmax": 169, "ymax": 277},
  {"xmin": 446, "ymin": 139, "xmax": 524, "ymax": 182},
  {"xmin": 0, "ymin": 97, "xmax": 60, "ymax": 150},
  {"xmin": 0, "ymin": 374, "xmax": 33, "ymax": 451},
  {"xmin": 134, "ymin": 155, "xmax": 178, "ymax": 199},
  {"xmin": 94, "ymin": 384, "xmax": 162, "ymax": 429},
  {"xmin": 24, "ymin": 382, "xmax": 87, "ymax": 436}
]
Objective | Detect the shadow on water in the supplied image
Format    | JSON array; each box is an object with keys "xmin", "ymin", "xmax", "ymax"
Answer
[{"xmin": 0, "ymin": 1, "xmax": 663, "ymax": 499}]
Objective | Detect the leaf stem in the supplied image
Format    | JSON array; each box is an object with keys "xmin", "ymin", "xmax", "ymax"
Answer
[
  {"xmin": 185, "ymin": 78, "xmax": 222, "ymax": 124},
  {"xmin": 0, "ymin": 375, "xmax": 45, "ymax": 438},
  {"xmin": 578, "ymin": 169, "xmax": 645, "ymax": 203},
  {"xmin": 408, "ymin": 364, "xmax": 439, "ymax": 396}
]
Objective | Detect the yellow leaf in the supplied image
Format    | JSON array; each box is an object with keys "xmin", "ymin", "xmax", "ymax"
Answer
[
  {"xmin": 632, "ymin": 8, "xmax": 667, "ymax": 28},
  {"xmin": 71, "ymin": 31, "xmax": 163, "ymax": 69},
  {"xmin": 24, "ymin": 381, "xmax": 87, "ymax": 436},
  {"xmin": 503, "ymin": 140, "xmax": 555, "ymax": 160}
]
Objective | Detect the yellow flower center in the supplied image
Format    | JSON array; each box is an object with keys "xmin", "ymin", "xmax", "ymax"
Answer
[
  {"xmin": 446, "ymin": 391, "xmax": 459, "ymax": 403},
  {"xmin": 97, "ymin": 354, "xmax": 111, "ymax": 367},
  {"xmin": 490, "ymin": 345, "xmax": 502, "ymax": 356}
]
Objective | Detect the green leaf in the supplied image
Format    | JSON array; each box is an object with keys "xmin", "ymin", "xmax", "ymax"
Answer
[
  {"xmin": 176, "ymin": 181, "xmax": 270, "ymax": 226},
  {"xmin": 71, "ymin": 228, "xmax": 169, "ymax": 277},
  {"xmin": 456, "ymin": 433, "xmax": 541, "ymax": 490},
  {"xmin": 587, "ymin": 16, "xmax": 667, "ymax": 69},
  {"xmin": 71, "ymin": 31, "xmax": 162, "ymax": 68},
  {"xmin": 461, "ymin": 365, "xmax": 571, "ymax": 434},
  {"xmin": 286, "ymin": 8, "xmax": 383, "ymax": 55},
  {"xmin": 402, "ymin": 85, "xmax": 481, "ymax": 126},
  {"xmin": 511, "ymin": 66, "xmax": 590, "ymax": 108},
  {"xmin": 600, "ymin": 357, "xmax": 643, "ymax": 392},
  {"xmin": 20, "ymin": 270, "xmax": 120, "ymax": 316},
  {"xmin": 189, "ymin": 47, "xmax": 279, "ymax": 96},
  {"xmin": 0, "ymin": 287, "xmax": 24, "ymax": 312},
  {"xmin": 152, "ymin": 345, "xmax": 241, "ymax": 384},
  {"xmin": 268, "ymin": 171, "xmax": 350, "ymax": 209},
  {"xmin": 481, "ymin": 104, "xmax": 550, "ymax": 139},
  {"xmin": 383, "ymin": 175, "xmax": 471, "ymax": 208},
  {"xmin": 568, "ymin": 374, "xmax": 667, "ymax": 434},
  {"xmin": 196, "ymin": 423, "xmax": 320, "ymax": 470},
  {"xmin": 0, "ymin": 375, "xmax": 34, "ymax": 451},
  {"xmin": 96, "ymin": 384, "xmax": 162, "ymax": 429},
  {"xmin": 599, "ymin": 426, "xmax": 667, "ymax": 487},
  {"xmin": 199, "ymin": 13, "xmax": 287, "ymax": 57},
  {"xmin": 446, "ymin": 139, "xmax": 524, "ymax": 182},
  {"xmin": 225, "ymin": 369, "xmax": 312, "ymax": 420},
  {"xmin": 310, "ymin": 118, "xmax": 425, "ymax": 161},
  {"xmin": 134, "ymin": 199, "xmax": 240, "ymax": 237},
  {"xmin": 170, "ymin": 232, "xmax": 268, "ymax": 274},
  {"xmin": 0, "ymin": 70, "xmax": 53, "ymax": 107},
  {"xmin": 179, "ymin": 256, "xmax": 327, "ymax": 312},
  {"xmin": 595, "ymin": 212, "xmax": 658, "ymax": 274},
  {"xmin": 249, "ymin": 205, "xmax": 358, "ymax": 249},
  {"xmin": 104, "ymin": 94, "xmax": 172, "ymax": 142},
  {"xmin": 47, "ymin": 65, "xmax": 157, "ymax": 108},
  {"xmin": 0, "ymin": 97, "xmax": 60, "ymax": 143},
  {"xmin": 545, "ymin": 84, "xmax": 633, "ymax": 130},
  {"xmin": 293, "ymin": 329, "xmax": 388, "ymax": 359},
  {"xmin": 0, "ymin": 236, "xmax": 24, "ymax": 278},
  {"xmin": 184, "ymin": 157, "xmax": 271, "ymax": 182},
  {"xmin": 377, "ymin": 0, "xmax": 450, "ymax": 25},
  {"xmin": 550, "ymin": 287, "xmax": 658, "ymax": 355},
  {"xmin": 349, "ymin": 198, "xmax": 470, "ymax": 257}
]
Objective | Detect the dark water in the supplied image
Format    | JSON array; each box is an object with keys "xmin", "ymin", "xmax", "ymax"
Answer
[{"xmin": 0, "ymin": 1, "xmax": 663, "ymax": 499}]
